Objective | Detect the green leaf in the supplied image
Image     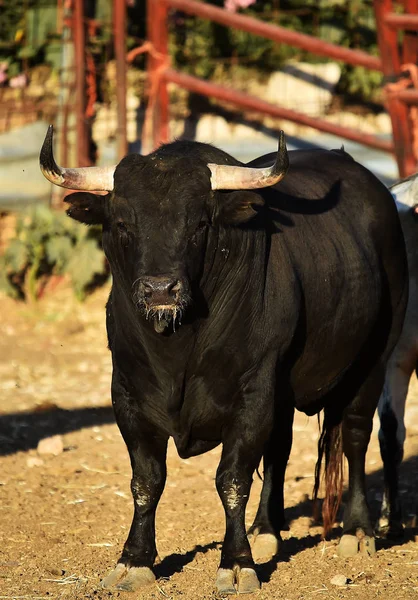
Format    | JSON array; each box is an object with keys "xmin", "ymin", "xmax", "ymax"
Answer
[
  {"xmin": 45, "ymin": 236, "xmax": 73, "ymax": 273},
  {"xmin": 66, "ymin": 239, "xmax": 105, "ymax": 299},
  {"xmin": 0, "ymin": 257, "xmax": 19, "ymax": 298},
  {"xmin": 4, "ymin": 239, "xmax": 28, "ymax": 272}
]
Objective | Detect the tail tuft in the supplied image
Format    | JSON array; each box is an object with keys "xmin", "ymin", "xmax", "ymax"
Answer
[{"xmin": 313, "ymin": 411, "xmax": 344, "ymax": 537}]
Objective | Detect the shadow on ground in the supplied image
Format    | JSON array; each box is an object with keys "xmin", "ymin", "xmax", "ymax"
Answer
[
  {"xmin": 1, "ymin": 405, "xmax": 417, "ymax": 581},
  {"xmin": 155, "ymin": 451, "xmax": 418, "ymax": 582},
  {"xmin": 0, "ymin": 405, "xmax": 114, "ymax": 456}
]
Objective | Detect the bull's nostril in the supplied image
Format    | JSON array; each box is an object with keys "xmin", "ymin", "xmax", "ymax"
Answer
[
  {"xmin": 169, "ymin": 281, "xmax": 181, "ymax": 297},
  {"xmin": 142, "ymin": 283, "xmax": 153, "ymax": 298},
  {"xmin": 140, "ymin": 277, "xmax": 183, "ymax": 303}
]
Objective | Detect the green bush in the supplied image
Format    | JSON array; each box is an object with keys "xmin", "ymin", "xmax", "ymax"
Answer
[{"xmin": 0, "ymin": 205, "xmax": 108, "ymax": 301}]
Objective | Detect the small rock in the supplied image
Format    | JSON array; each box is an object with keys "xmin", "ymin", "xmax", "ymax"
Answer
[
  {"xmin": 331, "ymin": 574, "xmax": 349, "ymax": 586},
  {"xmin": 47, "ymin": 566, "xmax": 65, "ymax": 576},
  {"xmin": 37, "ymin": 435, "xmax": 64, "ymax": 456},
  {"xmin": 27, "ymin": 456, "xmax": 44, "ymax": 468}
]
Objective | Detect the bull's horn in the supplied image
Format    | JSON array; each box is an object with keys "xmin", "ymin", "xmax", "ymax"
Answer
[
  {"xmin": 40, "ymin": 125, "xmax": 116, "ymax": 191},
  {"xmin": 208, "ymin": 130, "xmax": 289, "ymax": 190}
]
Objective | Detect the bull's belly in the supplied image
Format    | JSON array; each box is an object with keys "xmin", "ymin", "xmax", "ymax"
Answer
[
  {"xmin": 173, "ymin": 435, "xmax": 221, "ymax": 459},
  {"xmin": 289, "ymin": 321, "xmax": 380, "ymax": 415}
]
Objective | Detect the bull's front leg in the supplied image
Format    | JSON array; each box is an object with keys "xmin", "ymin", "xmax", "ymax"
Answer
[
  {"xmin": 215, "ymin": 432, "xmax": 266, "ymax": 595},
  {"xmin": 101, "ymin": 378, "xmax": 168, "ymax": 592}
]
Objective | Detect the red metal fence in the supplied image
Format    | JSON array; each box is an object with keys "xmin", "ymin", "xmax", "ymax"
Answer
[{"xmin": 145, "ymin": 0, "xmax": 418, "ymax": 177}]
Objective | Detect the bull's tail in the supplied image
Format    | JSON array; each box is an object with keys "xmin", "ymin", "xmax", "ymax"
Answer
[{"xmin": 313, "ymin": 410, "xmax": 344, "ymax": 537}]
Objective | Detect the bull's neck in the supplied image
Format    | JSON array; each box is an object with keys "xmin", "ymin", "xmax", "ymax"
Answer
[{"xmin": 201, "ymin": 223, "xmax": 268, "ymax": 313}]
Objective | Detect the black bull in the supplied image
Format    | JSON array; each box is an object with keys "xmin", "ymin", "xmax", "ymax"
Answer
[{"xmin": 40, "ymin": 128, "xmax": 408, "ymax": 594}]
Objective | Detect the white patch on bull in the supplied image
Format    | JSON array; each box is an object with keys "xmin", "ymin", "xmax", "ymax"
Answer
[
  {"xmin": 224, "ymin": 481, "xmax": 241, "ymax": 511},
  {"xmin": 391, "ymin": 173, "xmax": 418, "ymax": 212},
  {"xmin": 378, "ymin": 492, "xmax": 390, "ymax": 530},
  {"xmin": 131, "ymin": 481, "xmax": 150, "ymax": 507}
]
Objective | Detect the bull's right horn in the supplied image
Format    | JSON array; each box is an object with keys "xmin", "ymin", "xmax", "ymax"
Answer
[
  {"xmin": 40, "ymin": 125, "xmax": 116, "ymax": 191},
  {"xmin": 208, "ymin": 130, "xmax": 289, "ymax": 191}
]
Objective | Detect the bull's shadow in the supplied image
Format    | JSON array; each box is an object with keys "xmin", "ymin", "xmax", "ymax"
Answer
[
  {"xmin": 154, "ymin": 452, "xmax": 418, "ymax": 582},
  {"xmin": 255, "ymin": 451, "xmax": 418, "ymax": 584},
  {"xmin": 1, "ymin": 405, "xmax": 417, "ymax": 581},
  {"xmin": 0, "ymin": 405, "xmax": 115, "ymax": 456}
]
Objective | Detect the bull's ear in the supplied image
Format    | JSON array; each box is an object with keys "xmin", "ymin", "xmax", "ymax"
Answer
[
  {"xmin": 64, "ymin": 192, "xmax": 108, "ymax": 225},
  {"xmin": 215, "ymin": 191, "xmax": 264, "ymax": 225}
]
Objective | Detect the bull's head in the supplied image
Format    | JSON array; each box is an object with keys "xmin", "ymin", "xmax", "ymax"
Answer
[{"xmin": 40, "ymin": 126, "xmax": 288, "ymax": 333}]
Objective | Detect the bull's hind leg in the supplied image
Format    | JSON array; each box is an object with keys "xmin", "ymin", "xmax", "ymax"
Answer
[
  {"xmin": 101, "ymin": 378, "xmax": 167, "ymax": 591},
  {"xmin": 248, "ymin": 401, "xmax": 294, "ymax": 563},
  {"xmin": 337, "ymin": 366, "xmax": 385, "ymax": 558},
  {"xmin": 377, "ymin": 353, "xmax": 411, "ymax": 538}
]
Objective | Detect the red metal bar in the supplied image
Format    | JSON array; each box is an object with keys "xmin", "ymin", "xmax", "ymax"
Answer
[
  {"xmin": 396, "ymin": 89, "xmax": 418, "ymax": 104},
  {"xmin": 114, "ymin": 0, "xmax": 128, "ymax": 160},
  {"xmin": 374, "ymin": 0, "xmax": 415, "ymax": 176},
  {"xmin": 163, "ymin": 0, "xmax": 383, "ymax": 71},
  {"xmin": 402, "ymin": 0, "xmax": 418, "ymax": 64},
  {"xmin": 73, "ymin": 0, "xmax": 89, "ymax": 166},
  {"xmin": 385, "ymin": 13, "xmax": 418, "ymax": 29},
  {"xmin": 164, "ymin": 69, "xmax": 394, "ymax": 153}
]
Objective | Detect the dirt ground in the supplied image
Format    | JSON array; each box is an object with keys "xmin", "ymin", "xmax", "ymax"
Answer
[{"xmin": 1, "ymin": 285, "xmax": 418, "ymax": 600}]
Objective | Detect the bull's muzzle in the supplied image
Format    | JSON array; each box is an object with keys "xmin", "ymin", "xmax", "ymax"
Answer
[
  {"xmin": 139, "ymin": 276, "xmax": 182, "ymax": 307},
  {"xmin": 135, "ymin": 276, "xmax": 188, "ymax": 333}
]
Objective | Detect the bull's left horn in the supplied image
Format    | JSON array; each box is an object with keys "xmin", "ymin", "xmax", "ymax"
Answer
[
  {"xmin": 40, "ymin": 125, "xmax": 116, "ymax": 191},
  {"xmin": 208, "ymin": 130, "xmax": 289, "ymax": 191}
]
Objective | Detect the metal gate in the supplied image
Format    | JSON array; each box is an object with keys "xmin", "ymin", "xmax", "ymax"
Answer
[{"xmin": 144, "ymin": 0, "xmax": 418, "ymax": 177}]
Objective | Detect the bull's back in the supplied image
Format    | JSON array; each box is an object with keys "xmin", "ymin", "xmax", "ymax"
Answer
[{"xmin": 265, "ymin": 150, "xmax": 407, "ymax": 410}]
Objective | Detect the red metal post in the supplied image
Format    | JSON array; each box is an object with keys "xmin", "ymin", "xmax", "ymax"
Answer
[
  {"xmin": 164, "ymin": 69, "xmax": 394, "ymax": 153},
  {"xmin": 374, "ymin": 0, "xmax": 415, "ymax": 177},
  {"xmin": 73, "ymin": 0, "xmax": 90, "ymax": 166},
  {"xmin": 164, "ymin": 0, "xmax": 383, "ymax": 71},
  {"xmin": 114, "ymin": 0, "xmax": 128, "ymax": 160},
  {"xmin": 402, "ymin": 0, "xmax": 418, "ymax": 64},
  {"xmin": 145, "ymin": 0, "xmax": 169, "ymax": 152},
  {"xmin": 154, "ymin": 0, "xmax": 169, "ymax": 148}
]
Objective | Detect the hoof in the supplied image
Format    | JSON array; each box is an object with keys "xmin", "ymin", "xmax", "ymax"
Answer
[
  {"xmin": 237, "ymin": 568, "xmax": 261, "ymax": 594},
  {"xmin": 250, "ymin": 533, "xmax": 279, "ymax": 564},
  {"xmin": 359, "ymin": 535, "xmax": 376, "ymax": 557},
  {"xmin": 101, "ymin": 563, "xmax": 155, "ymax": 591},
  {"xmin": 337, "ymin": 535, "xmax": 359, "ymax": 558},
  {"xmin": 216, "ymin": 568, "xmax": 236, "ymax": 595},
  {"xmin": 338, "ymin": 530, "xmax": 376, "ymax": 558},
  {"xmin": 216, "ymin": 566, "xmax": 260, "ymax": 595}
]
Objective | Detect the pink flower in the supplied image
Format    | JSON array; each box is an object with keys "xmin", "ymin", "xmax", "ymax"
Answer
[
  {"xmin": 9, "ymin": 73, "xmax": 27, "ymax": 89},
  {"xmin": 224, "ymin": 0, "xmax": 256, "ymax": 12}
]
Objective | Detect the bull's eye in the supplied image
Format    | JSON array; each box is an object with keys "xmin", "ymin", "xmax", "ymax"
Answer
[{"xmin": 116, "ymin": 221, "xmax": 129, "ymax": 246}]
